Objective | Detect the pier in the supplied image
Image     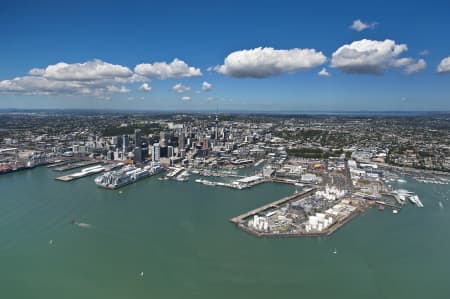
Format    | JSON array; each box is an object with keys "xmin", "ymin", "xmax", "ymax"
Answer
[
  {"xmin": 230, "ymin": 188, "xmax": 317, "ymax": 224},
  {"xmin": 53, "ymin": 160, "xmax": 101, "ymax": 172},
  {"xmin": 55, "ymin": 164, "xmax": 118, "ymax": 181},
  {"xmin": 375, "ymin": 200, "xmax": 402, "ymax": 209}
]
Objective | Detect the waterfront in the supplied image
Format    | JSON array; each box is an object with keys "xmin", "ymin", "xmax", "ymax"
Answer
[{"xmin": 1, "ymin": 167, "xmax": 450, "ymax": 299}]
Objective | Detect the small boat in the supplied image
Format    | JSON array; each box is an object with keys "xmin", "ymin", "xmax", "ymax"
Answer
[
  {"xmin": 393, "ymin": 209, "xmax": 398, "ymax": 214},
  {"xmin": 333, "ymin": 248, "xmax": 337, "ymax": 254}
]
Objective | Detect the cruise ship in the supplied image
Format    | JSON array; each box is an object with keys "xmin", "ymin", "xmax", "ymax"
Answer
[{"xmin": 95, "ymin": 164, "xmax": 163, "ymax": 189}]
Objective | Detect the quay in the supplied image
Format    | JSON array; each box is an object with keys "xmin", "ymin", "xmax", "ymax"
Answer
[
  {"xmin": 55, "ymin": 164, "xmax": 118, "ymax": 181},
  {"xmin": 381, "ymin": 192, "xmax": 406, "ymax": 205},
  {"xmin": 53, "ymin": 160, "xmax": 101, "ymax": 171},
  {"xmin": 230, "ymin": 188, "xmax": 317, "ymax": 224},
  {"xmin": 47, "ymin": 159, "xmax": 79, "ymax": 168},
  {"xmin": 195, "ymin": 176, "xmax": 268, "ymax": 190},
  {"xmin": 236, "ymin": 209, "xmax": 361, "ymax": 238},
  {"xmin": 375, "ymin": 200, "xmax": 402, "ymax": 209}
]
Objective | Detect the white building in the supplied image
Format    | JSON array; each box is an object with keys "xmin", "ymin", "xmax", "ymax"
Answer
[{"xmin": 152, "ymin": 143, "xmax": 160, "ymax": 162}]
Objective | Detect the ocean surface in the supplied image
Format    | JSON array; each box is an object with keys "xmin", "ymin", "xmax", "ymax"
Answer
[{"xmin": 1, "ymin": 167, "xmax": 449, "ymax": 299}]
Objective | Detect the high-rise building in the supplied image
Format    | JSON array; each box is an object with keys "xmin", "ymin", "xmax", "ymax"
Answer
[
  {"xmin": 152, "ymin": 143, "xmax": 160, "ymax": 162},
  {"xmin": 178, "ymin": 134, "xmax": 185, "ymax": 149},
  {"xmin": 122, "ymin": 135, "xmax": 129, "ymax": 152},
  {"xmin": 203, "ymin": 137, "xmax": 210, "ymax": 150},
  {"xmin": 134, "ymin": 129, "xmax": 142, "ymax": 148},
  {"xmin": 159, "ymin": 131, "xmax": 167, "ymax": 147},
  {"xmin": 167, "ymin": 145, "xmax": 174, "ymax": 158},
  {"xmin": 134, "ymin": 146, "xmax": 143, "ymax": 163},
  {"xmin": 180, "ymin": 148, "xmax": 186, "ymax": 158},
  {"xmin": 214, "ymin": 114, "xmax": 219, "ymax": 140}
]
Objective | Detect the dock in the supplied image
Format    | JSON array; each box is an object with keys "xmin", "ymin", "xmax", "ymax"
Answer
[
  {"xmin": 230, "ymin": 188, "xmax": 317, "ymax": 224},
  {"xmin": 375, "ymin": 201, "xmax": 402, "ymax": 209},
  {"xmin": 53, "ymin": 160, "xmax": 101, "ymax": 171},
  {"xmin": 55, "ymin": 164, "xmax": 118, "ymax": 181}
]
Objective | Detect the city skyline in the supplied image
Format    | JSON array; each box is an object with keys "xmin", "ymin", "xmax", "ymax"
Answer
[{"xmin": 1, "ymin": 0, "xmax": 450, "ymax": 111}]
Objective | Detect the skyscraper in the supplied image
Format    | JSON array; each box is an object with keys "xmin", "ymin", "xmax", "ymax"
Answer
[
  {"xmin": 122, "ymin": 135, "xmax": 129, "ymax": 152},
  {"xmin": 214, "ymin": 114, "xmax": 219, "ymax": 140},
  {"xmin": 152, "ymin": 143, "xmax": 160, "ymax": 162},
  {"xmin": 167, "ymin": 145, "xmax": 174, "ymax": 158},
  {"xmin": 178, "ymin": 133, "xmax": 185, "ymax": 149},
  {"xmin": 134, "ymin": 129, "xmax": 142, "ymax": 148},
  {"xmin": 134, "ymin": 146, "xmax": 143, "ymax": 163},
  {"xmin": 159, "ymin": 131, "xmax": 167, "ymax": 148}
]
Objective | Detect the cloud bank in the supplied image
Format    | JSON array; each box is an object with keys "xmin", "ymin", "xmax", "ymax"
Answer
[
  {"xmin": 0, "ymin": 60, "xmax": 136, "ymax": 97},
  {"xmin": 331, "ymin": 39, "xmax": 425, "ymax": 75},
  {"xmin": 213, "ymin": 47, "xmax": 326, "ymax": 78},
  {"xmin": 135, "ymin": 58, "xmax": 202, "ymax": 79}
]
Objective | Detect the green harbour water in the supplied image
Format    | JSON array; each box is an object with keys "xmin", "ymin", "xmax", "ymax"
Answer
[{"xmin": 1, "ymin": 167, "xmax": 450, "ymax": 299}]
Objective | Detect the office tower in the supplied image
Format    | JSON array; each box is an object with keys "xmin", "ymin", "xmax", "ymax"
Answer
[
  {"xmin": 122, "ymin": 135, "xmax": 129, "ymax": 152},
  {"xmin": 134, "ymin": 146, "xmax": 143, "ymax": 163},
  {"xmin": 152, "ymin": 143, "xmax": 160, "ymax": 162},
  {"xmin": 159, "ymin": 131, "xmax": 167, "ymax": 147},
  {"xmin": 134, "ymin": 129, "xmax": 142, "ymax": 148},
  {"xmin": 178, "ymin": 134, "xmax": 185, "ymax": 149},
  {"xmin": 167, "ymin": 145, "xmax": 174, "ymax": 158}
]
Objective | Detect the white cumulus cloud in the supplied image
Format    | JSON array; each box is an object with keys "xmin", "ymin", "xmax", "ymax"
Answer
[
  {"xmin": 135, "ymin": 58, "xmax": 202, "ymax": 79},
  {"xmin": 181, "ymin": 96, "xmax": 191, "ymax": 101},
  {"xmin": 350, "ymin": 19, "xmax": 376, "ymax": 32},
  {"xmin": 437, "ymin": 56, "xmax": 450, "ymax": 74},
  {"xmin": 331, "ymin": 39, "xmax": 424, "ymax": 75},
  {"xmin": 28, "ymin": 59, "xmax": 133, "ymax": 81},
  {"xmin": 318, "ymin": 68, "xmax": 330, "ymax": 77},
  {"xmin": 403, "ymin": 59, "xmax": 426, "ymax": 74},
  {"xmin": 172, "ymin": 83, "xmax": 191, "ymax": 93},
  {"xmin": 202, "ymin": 81, "xmax": 212, "ymax": 91},
  {"xmin": 138, "ymin": 83, "xmax": 152, "ymax": 92},
  {"xmin": 0, "ymin": 60, "xmax": 137, "ymax": 97},
  {"xmin": 213, "ymin": 47, "xmax": 326, "ymax": 78}
]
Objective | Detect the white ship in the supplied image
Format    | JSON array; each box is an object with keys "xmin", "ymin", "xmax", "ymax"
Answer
[
  {"xmin": 95, "ymin": 164, "xmax": 163, "ymax": 189},
  {"xmin": 409, "ymin": 194, "xmax": 424, "ymax": 208}
]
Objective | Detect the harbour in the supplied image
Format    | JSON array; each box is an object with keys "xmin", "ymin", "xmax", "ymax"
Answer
[{"xmin": 1, "ymin": 165, "xmax": 450, "ymax": 299}]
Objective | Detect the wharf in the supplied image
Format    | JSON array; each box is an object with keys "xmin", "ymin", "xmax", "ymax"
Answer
[
  {"xmin": 196, "ymin": 178, "xmax": 268, "ymax": 189},
  {"xmin": 47, "ymin": 159, "xmax": 80, "ymax": 168},
  {"xmin": 375, "ymin": 200, "xmax": 402, "ymax": 209},
  {"xmin": 236, "ymin": 209, "xmax": 360, "ymax": 238},
  {"xmin": 55, "ymin": 164, "xmax": 117, "ymax": 182},
  {"xmin": 230, "ymin": 188, "xmax": 317, "ymax": 224},
  {"xmin": 381, "ymin": 192, "xmax": 406, "ymax": 205},
  {"xmin": 53, "ymin": 160, "xmax": 101, "ymax": 171}
]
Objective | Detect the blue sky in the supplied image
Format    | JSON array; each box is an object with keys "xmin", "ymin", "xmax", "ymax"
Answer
[{"xmin": 1, "ymin": 0, "xmax": 449, "ymax": 111}]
